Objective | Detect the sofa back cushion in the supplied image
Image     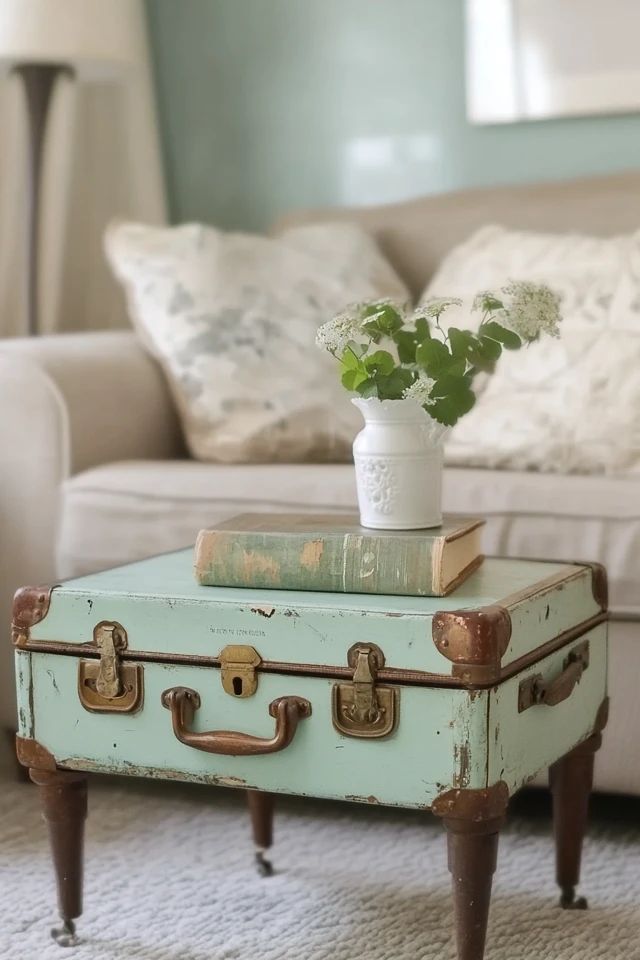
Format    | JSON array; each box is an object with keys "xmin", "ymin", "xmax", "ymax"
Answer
[
  {"xmin": 273, "ymin": 170, "xmax": 640, "ymax": 299},
  {"xmin": 105, "ymin": 220, "xmax": 409, "ymax": 464},
  {"xmin": 420, "ymin": 224, "xmax": 640, "ymax": 474}
]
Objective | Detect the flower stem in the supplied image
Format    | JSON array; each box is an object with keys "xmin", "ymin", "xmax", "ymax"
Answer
[{"xmin": 433, "ymin": 314, "xmax": 448, "ymax": 342}]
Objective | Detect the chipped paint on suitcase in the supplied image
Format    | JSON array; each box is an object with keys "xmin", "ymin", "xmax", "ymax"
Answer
[{"xmin": 14, "ymin": 551, "xmax": 608, "ymax": 809}]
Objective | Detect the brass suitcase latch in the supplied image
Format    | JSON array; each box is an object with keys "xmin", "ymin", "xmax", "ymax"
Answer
[
  {"xmin": 78, "ymin": 621, "xmax": 143, "ymax": 713},
  {"xmin": 332, "ymin": 643, "xmax": 398, "ymax": 739},
  {"xmin": 219, "ymin": 645, "xmax": 261, "ymax": 698}
]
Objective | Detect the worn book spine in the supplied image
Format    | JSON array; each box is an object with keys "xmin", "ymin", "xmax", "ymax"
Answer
[{"xmin": 194, "ymin": 530, "xmax": 470, "ymax": 596}]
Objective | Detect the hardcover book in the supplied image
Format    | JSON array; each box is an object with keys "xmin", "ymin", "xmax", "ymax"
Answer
[{"xmin": 194, "ymin": 513, "xmax": 484, "ymax": 597}]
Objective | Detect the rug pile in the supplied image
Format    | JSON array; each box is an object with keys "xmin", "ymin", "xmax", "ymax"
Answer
[{"xmin": 1, "ymin": 777, "xmax": 638, "ymax": 959}]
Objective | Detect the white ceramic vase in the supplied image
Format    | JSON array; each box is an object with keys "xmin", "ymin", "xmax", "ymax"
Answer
[{"xmin": 352, "ymin": 397, "xmax": 447, "ymax": 530}]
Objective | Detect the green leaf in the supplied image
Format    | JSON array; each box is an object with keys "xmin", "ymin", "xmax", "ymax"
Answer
[
  {"xmin": 445, "ymin": 359, "xmax": 468, "ymax": 378},
  {"xmin": 448, "ymin": 327, "xmax": 476, "ymax": 361},
  {"xmin": 373, "ymin": 303, "xmax": 404, "ymax": 336},
  {"xmin": 414, "ymin": 317, "xmax": 431, "ymax": 342},
  {"xmin": 394, "ymin": 330, "xmax": 419, "ymax": 364},
  {"xmin": 427, "ymin": 369, "xmax": 476, "ymax": 426},
  {"xmin": 429, "ymin": 388, "xmax": 476, "ymax": 426},
  {"xmin": 474, "ymin": 294, "xmax": 504, "ymax": 314},
  {"xmin": 431, "ymin": 372, "xmax": 472, "ymax": 398},
  {"xmin": 376, "ymin": 368, "xmax": 414, "ymax": 400},
  {"xmin": 415, "ymin": 338, "xmax": 453, "ymax": 375},
  {"xmin": 361, "ymin": 320, "xmax": 384, "ymax": 342},
  {"xmin": 479, "ymin": 335, "xmax": 502, "ymax": 361},
  {"xmin": 341, "ymin": 368, "xmax": 369, "ymax": 391},
  {"xmin": 481, "ymin": 321, "xmax": 522, "ymax": 350},
  {"xmin": 467, "ymin": 335, "xmax": 502, "ymax": 373},
  {"xmin": 345, "ymin": 339, "xmax": 368, "ymax": 358},
  {"xmin": 356, "ymin": 377, "xmax": 379, "ymax": 399},
  {"xmin": 361, "ymin": 302, "xmax": 389, "ymax": 320},
  {"xmin": 360, "ymin": 302, "xmax": 403, "ymax": 340},
  {"xmin": 340, "ymin": 348, "xmax": 361, "ymax": 371},
  {"xmin": 364, "ymin": 350, "xmax": 395, "ymax": 375}
]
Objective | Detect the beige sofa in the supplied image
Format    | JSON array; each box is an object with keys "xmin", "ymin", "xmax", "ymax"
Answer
[{"xmin": 1, "ymin": 170, "xmax": 639, "ymax": 791}]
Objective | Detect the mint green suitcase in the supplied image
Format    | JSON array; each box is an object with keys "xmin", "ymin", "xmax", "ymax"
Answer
[{"xmin": 14, "ymin": 551, "xmax": 608, "ymax": 960}]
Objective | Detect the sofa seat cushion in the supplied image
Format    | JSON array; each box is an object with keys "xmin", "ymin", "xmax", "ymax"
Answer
[
  {"xmin": 58, "ymin": 461, "xmax": 639, "ymax": 615},
  {"xmin": 444, "ymin": 467, "xmax": 639, "ymax": 617},
  {"xmin": 57, "ymin": 461, "xmax": 359, "ymax": 578}
]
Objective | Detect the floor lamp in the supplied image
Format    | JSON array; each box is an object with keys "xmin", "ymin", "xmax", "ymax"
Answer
[{"xmin": 0, "ymin": 0, "xmax": 146, "ymax": 337}]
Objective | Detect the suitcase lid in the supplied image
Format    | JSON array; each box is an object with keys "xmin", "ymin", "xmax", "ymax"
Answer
[{"xmin": 14, "ymin": 548, "xmax": 606, "ymax": 688}]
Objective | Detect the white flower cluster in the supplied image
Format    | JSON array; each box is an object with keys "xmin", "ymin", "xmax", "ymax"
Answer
[
  {"xmin": 315, "ymin": 299, "xmax": 402, "ymax": 355},
  {"xmin": 496, "ymin": 281, "xmax": 561, "ymax": 341},
  {"xmin": 403, "ymin": 374, "xmax": 436, "ymax": 406},
  {"xmin": 413, "ymin": 297, "xmax": 462, "ymax": 321},
  {"xmin": 315, "ymin": 309, "xmax": 362, "ymax": 355}
]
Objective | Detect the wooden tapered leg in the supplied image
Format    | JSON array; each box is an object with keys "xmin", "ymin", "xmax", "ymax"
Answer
[
  {"xmin": 549, "ymin": 732, "xmax": 601, "ymax": 910},
  {"xmin": 433, "ymin": 783, "xmax": 509, "ymax": 960},
  {"xmin": 442, "ymin": 818, "xmax": 502, "ymax": 960},
  {"xmin": 246, "ymin": 790, "xmax": 275, "ymax": 877},
  {"xmin": 30, "ymin": 768, "xmax": 88, "ymax": 946}
]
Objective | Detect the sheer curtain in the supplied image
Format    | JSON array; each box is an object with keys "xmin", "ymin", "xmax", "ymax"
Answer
[{"xmin": 0, "ymin": 11, "xmax": 166, "ymax": 338}]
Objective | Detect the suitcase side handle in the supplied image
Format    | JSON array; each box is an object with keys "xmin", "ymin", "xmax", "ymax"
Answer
[
  {"xmin": 518, "ymin": 641, "xmax": 590, "ymax": 713},
  {"xmin": 161, "ymin": 687, "xmax": 311, "ymax": 756}
]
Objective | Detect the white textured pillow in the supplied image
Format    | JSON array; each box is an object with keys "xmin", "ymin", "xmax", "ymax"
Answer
[
  {"xmin": 106, "ymin": 221, "xmax": 409, "ymax": 463},
  {"xmin": 423, "ymin": 225, "xmax": 640, "ymax": 474}
]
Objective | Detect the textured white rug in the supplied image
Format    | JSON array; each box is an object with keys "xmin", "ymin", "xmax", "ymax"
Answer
[{"xmin": 1, "ymin": 777, "xmax": 639, "ymax": 960}]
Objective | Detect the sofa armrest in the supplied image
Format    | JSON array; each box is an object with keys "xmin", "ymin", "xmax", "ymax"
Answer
[
  {"xmin": 0, "ymin": 330, "xmax": 185, "ymax": 474},
  {"xmin": 0, "ymin": 332, "xmax": 185, "ymax": 736}
]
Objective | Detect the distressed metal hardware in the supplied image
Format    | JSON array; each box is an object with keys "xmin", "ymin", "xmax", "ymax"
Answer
[
  {"xmin": 332, "ymin": 642, "xmax": 398, "ymax": 739},
  {"xmin": 161, "ymin": 687, "xmax": 311, "ymax": 755},
  {"xmin": 518, "ymin": 641, "xmax": 590, "ymax": 713},
  {"xmin": 78, "ymin": 621, "xmax": 143, "ymax": 714},
  {"xmin": 219, "ymin": 645, "xmax": 261, "ymax": 698}
]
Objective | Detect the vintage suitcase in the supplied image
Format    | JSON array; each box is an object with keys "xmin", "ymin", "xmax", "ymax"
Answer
[{"xmin": 14, "ymin": 550, "xmax": 608, "ymax": 960}]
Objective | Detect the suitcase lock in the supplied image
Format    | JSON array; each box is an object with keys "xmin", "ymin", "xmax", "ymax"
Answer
[
  {"xmin": 332, "ymin": 643, "xmax": 398, "ymax": 739},
  {"xmin": 78, "ymin": 621, "xmax": 143, "ymax": 713},
  {"xmin": 219, "ymin": 645, "xmax": 261, "ymax": 698}
]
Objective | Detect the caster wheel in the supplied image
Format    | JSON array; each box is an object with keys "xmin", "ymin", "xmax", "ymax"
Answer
[
  {"xmin": 559, "ymin": 888, "xmax": 588, "ymax": 910},
  {"xmin": 51, "ymin": 919, "xmax": 80, "ymax": 947},
  {"xmin": 255, "ymin": 848, "xmax": 274, "ymax": 877}
]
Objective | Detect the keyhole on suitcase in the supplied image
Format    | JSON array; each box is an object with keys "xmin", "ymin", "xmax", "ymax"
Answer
[{"xmin": 219, "ymin": 645, "xmax": 261, "ymax": 698}]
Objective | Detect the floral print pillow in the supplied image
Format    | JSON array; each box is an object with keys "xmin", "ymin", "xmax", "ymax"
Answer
[
  {"xmin": 422, "ymin": 225, "xmax": 640, "ymax": 474},
  {"xmin": 106, "ymin": 221, "xmax": 409, "ymax": 463}
]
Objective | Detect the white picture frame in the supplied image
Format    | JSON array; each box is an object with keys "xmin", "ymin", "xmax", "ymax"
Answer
[{"xmin": 466, "ymin": 0, "xmax": 640, "ymax": 124}]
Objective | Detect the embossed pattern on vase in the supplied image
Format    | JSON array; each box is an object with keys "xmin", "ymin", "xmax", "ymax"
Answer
[{"xmin": 355, "ymin": 458, "xmax": 398, "ymax": 516}]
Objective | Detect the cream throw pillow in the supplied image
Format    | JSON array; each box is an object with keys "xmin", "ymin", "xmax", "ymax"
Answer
[
  {"xmin": 422, "ymin": 225, "xmax": 640, "ymax": 474},
  {"xmin": 106, "ymin": 221, "xmax": 409, "ymax": 463}
]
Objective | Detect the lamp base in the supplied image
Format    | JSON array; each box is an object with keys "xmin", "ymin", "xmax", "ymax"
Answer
[{"xmin": 12, "ymin": 63, "xmax": 72, "ymax": 336}]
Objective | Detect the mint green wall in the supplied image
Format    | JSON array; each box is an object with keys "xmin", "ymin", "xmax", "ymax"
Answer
[{"xmin": 146, "ymin": 0, "xmax": 639, "ymax": 232}]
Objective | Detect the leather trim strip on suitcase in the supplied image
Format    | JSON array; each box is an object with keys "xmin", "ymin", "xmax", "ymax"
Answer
[
  {"xmin": 494, "ymin": 559, "xmax": 607, "ymax": 611},
  {"xmin": 496, "ymin": 565, "xmax": 590, "ymax": 612},
  {"xmin": 496, "ymin": 613, "xmax": 606, "ymax": 683},
  {"xmin": 18, "ymin": 610, "xmax": 607, "ymax": 690}
]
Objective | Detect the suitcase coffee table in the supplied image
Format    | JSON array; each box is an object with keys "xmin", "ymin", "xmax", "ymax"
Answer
[{"xmin": 13, "ymin": 550, "xmax": 608, "ymax": 960}]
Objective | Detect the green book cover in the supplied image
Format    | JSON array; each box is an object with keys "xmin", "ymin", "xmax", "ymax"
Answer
[{"xmin": 194, "ymin": 514, "xmax": 484, "ymax": 597}]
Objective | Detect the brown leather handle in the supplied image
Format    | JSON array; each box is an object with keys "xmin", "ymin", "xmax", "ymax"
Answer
[
  {"xmin": 542, "ymin": 659, "xmax": 585, "ymax": 706},
  {"xmin": 161, "ymin": 686, "xmax": 312, "ymax": 756},
  {"xmin": 518, "ymin": 642, "xmax": 589, "ymax": 712}
]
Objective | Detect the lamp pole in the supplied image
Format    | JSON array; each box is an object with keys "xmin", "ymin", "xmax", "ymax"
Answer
[{"xmin": 12, "ymin": 63, "xmax": 70, "ymax": 337}]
